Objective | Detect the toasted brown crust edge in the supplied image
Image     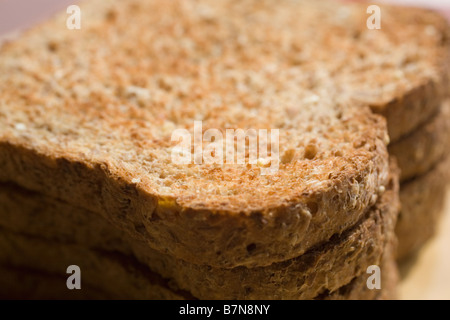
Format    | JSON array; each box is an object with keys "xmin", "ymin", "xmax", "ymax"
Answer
[
  {"xmin": 389, "ymin": 101, "xmax": 450, "ymax": 182},
  {"xmin": 0, "ymin": 110, "xmax": 389, "ymax": 268},
  {"xmin": 396, "ymin": 156, "xmax": 450, "ymax": 260},
  {"xmin": 0, "ymin": 160, "xmax": 398, "ymax": 299}
]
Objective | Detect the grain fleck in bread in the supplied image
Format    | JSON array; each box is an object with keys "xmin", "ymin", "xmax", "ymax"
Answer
[
  {"xmin": 0, "ymin": 164, "xmax": 399, "ymax": 299},
  {"xmin": 389, "ymin": 101, "xmax": 450, "ymax": 182},
  {"xmin": 396, "ymin": 157, "xmax": 450, "ymax": 260},
  {"xmin": 0, "ymin": 0, "xmax": 403, "ymax": 267}
]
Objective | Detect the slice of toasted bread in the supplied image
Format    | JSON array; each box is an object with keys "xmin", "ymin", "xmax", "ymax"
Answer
[
  {"xmin": 0, "ymin": 0, "xmax": 405, "ymax": 267},
  {"xmin": 389, "ymin": 101, "xmax": 450, "ymax": 182},
  {"xmin": 0, "ymin": 245, "xmax": 397, "ymax": 301},
  {"xmin": 321, "ymin": 240, "xmax": 398, "ymax": 300},
  {"xmin": 0, "ymin": 208, "xmax": 396, "ymax": 300},
  {"xmin": 396, "ymin": 156, "xmax": 450, "ymax": 260},
  {"xmin": 0, "ymin": 165, "xmax": 399, "ymax": 299},
  {"xmin": 0, "ymin": 239, "xmax": 396, "ymax": 301}
]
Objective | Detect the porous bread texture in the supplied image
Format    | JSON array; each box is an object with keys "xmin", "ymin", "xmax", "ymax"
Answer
[
  {"xmin": 0, "ymin": 0, "xmax": 404, "ymax": 267},
  {"xmin": 396, "ymin": 157, "xmax": 450, "ymax": 260},
  {"xmin": 389, "ymin": 101, "xmax": 450, "ymax": 182},
  {"xmin": 0, "ymin": 166, "xmax": 399, "ymax": 299}
]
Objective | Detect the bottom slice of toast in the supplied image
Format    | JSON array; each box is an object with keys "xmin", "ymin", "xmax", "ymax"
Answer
[{"xmin": 0, "ymin": 168, "xmax": 400, "ymax": 299}]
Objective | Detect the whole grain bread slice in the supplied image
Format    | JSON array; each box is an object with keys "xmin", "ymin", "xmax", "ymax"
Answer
[
  {"xmin": 0, "ymin": 163, "xmax": 399, "ymax": 299},
  {"xmin": 396, "ymin": 156, "xmax": 450, "ymax": 260},
  {"xmin": 0, "ymin": 0, "xmax": 404, "ymax": 267},
  {"xmin": 0, "ymin": 215, "xmax": 397, "ymax": 300},
  {"xmin": 389, "ymin": 101, "xmax": 450, "ymax": 182}
]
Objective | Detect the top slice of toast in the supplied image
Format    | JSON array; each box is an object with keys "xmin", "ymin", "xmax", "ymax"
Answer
[{"xmin": 0, "ymin": 0, "xmax": 446, "ymax": 267}]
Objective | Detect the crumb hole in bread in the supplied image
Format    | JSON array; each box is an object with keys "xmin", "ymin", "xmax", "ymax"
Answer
[
  {"xmin": 306, "ymin": 201, "xmax": 318, "ymax": 215},
  {"xmin": 47, "ymin": 41, "xmax": 58, "ymax": 52},
  {"xmin": 246, "ymin": 243, "xmax": 257, "ymax": 254},
  {"xmin": 353, "ymin": 138, "xmax": 366, "ymax": 148},
  {"xmin": 149, "ymin": 212, "xmax": 161, "ymax": 222},
  {"xmin": 365, "ymin": 244, "xmax": 374, "ymax": 256},
  {"xmin": 134, "ymin": 223, "xmax": 147, "ymax": 235},
  {"xmin": 163, "ymin": 179, "xmax": 173, "ymax": 187},
  {"xmin": 333, "ymin": 149, "xmax": 343, "ymax": 157},
  {"xmin": 281, "ymin": 149, "xmax": 296, "ymax": 164},
  {"xmin": 352, "ymin": 30, "xmax": 361, "ymax": 40},
  {"xmin": 304, "ymin": 144, "xmax": 318, "ymax": 160},
  {"xmin": 331, "ymin": 195, "xmax": 339, "ymax": 203},
  {"xmin": 106, "ymin": 9, "xmax": 118, "ymax": 22}
]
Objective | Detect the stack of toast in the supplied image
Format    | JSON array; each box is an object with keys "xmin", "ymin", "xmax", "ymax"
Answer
[
  {"xmin": 0, "ymin": 0, "xmax": 448, "ymax": 299},
  {"xmin": 389, "ymin": 102, "xmax": 450, "ymax": 260}
]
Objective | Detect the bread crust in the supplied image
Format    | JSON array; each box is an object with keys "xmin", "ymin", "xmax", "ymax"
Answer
[
  {"xmin": 0, "ymin": 116, "xmax": 389, "ymax": 268},
  {"xmin": 377, "ymin": 78, "xmax": 446, "ymax": 143},
  {"xmin": 356, "ymin": 6, "xmax": 450, "ymax": 141},
  {"xmin": 0, "ymin": 253, "xmax": 397, "ymax": 300},
  {"xmin": 0, "ymin": 212, "xmax": 397, "ymax": 300},
  {"xmin": 396, "ymin": 157, "xmax": 450, "ymax": 260},
  {"xmin": 0, "ymin": 238, "xmax": 396, "ymax": 301},
  {"xmin": 0, "ymin": 265, "xmax": 111, "ymax": 300},
  {"xmin": 0, "ymin": 167, "xmax": 399, "ymax": 299},
  {"xmin": 389, "ymin": 101, "xmax": 450, "ymax": 182}
]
